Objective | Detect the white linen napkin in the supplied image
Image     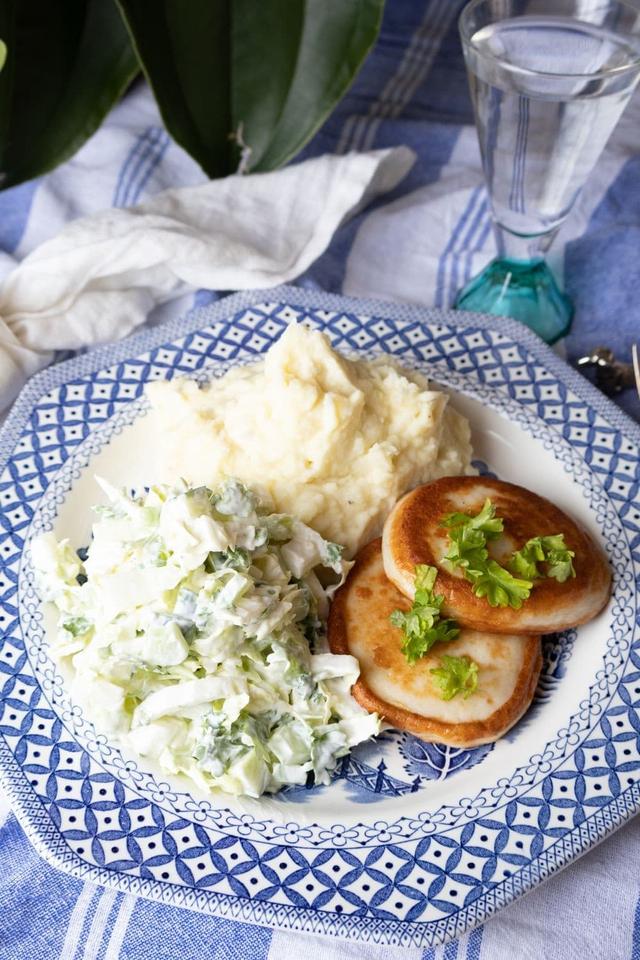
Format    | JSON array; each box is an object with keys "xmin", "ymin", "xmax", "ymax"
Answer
[{"xmin": 0, "ymin": 146, "xmax": 414, "ymax": 413}]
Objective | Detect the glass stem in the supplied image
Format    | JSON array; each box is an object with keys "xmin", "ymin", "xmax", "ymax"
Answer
[{"xmin": 493, "ymin": 222, "xmax": 559, "ymax": 262}]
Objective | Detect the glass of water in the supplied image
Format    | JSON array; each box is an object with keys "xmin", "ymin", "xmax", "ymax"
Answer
[{"xmin": 455, "ymin": 0, "xmax": 640, "ymax": 342}]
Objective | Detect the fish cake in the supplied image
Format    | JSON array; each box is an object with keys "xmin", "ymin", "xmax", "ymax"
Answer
[
  {"xmin": 328, "ymin": 539, "xmax": 542, "ymax": 746},
  {"xmin": 382, "ymin": 476, "xmax": 611, "ymax": 634}
]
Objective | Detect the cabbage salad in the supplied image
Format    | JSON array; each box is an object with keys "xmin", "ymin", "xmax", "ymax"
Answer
[{"xmin": 31, "ymin": 479, "xmax": 379, "ymax": 797}]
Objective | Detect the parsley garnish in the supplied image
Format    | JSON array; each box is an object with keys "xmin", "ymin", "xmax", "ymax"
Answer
[
  {"xmin": 390, "ymin": 568, "xmax": 479, "ymax": 701},
  {"xmin": 510, "ymin": 534, "xmax": 575, "ymax": 583},
  {"xmin": 389, "ymin": 564, "xmax": 459, "ymax": 665},
  {"xmin": 441, "ymin": 498, "xmax": 503, "ymax": 572},
  {"xmin": 465, "ymin": 560, "xmax": 532, "ymax": 609},
  {"xmin": 430, "ymin": 654, "xmax": 479, "ymax": 700},
  {"xmin": 442, "ymin": 498, "xmax": 531, "ymax": 608},
  {"xmin": 441, "ymin": 498, "xmax": 575, "ymax": 608}
]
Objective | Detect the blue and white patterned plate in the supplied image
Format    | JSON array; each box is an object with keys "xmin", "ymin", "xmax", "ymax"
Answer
[{"xmin": 1, "ymin": 287, "xmax": 638, "ymax": 948}]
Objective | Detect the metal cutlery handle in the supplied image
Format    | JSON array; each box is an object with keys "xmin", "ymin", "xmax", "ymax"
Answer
[{"xmin": 576, "ymin": 346, "xmax": 638, "ymax": 396}]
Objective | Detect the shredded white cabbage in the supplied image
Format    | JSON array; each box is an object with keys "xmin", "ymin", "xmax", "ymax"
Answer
[{"xmin": 32, "ymin": 479, "xmax": 379, "ymax": 797}]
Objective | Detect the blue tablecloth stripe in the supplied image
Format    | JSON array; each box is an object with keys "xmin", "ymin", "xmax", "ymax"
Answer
[{"xmin": 0, "ymin": 813, "xmax": 275, "ymax": 960}]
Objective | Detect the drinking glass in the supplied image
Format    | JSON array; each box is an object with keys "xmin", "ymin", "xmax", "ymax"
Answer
[{"xmin": 455, "ymin": 0, "xmax": 640, "ymax": 342}]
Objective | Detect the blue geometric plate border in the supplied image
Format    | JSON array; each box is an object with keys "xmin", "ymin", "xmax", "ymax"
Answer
[{"xmin": 0, "ymin": 286, "xmax": 638, "ymax": 948}]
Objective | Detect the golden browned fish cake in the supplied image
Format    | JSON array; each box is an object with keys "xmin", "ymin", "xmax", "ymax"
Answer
[
  {"xmin": 328, "ymin": 539, "xmax": 542, "ymax": 746},
  {"xmin": 382, "ymin": 476, "xmax": 611, "ymax": 634}
]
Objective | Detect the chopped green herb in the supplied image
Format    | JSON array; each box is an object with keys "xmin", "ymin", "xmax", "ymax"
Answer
[
  {"xmin": 510, "ymin": 534, "xmax": 576, "ymax": 583},
  {"xmin": 390, "ymin": 564, "xmax": 459, "ymax": 665},
  {"xmin": 442, "ymin": 498, "xmax": 530, "ymax": 608},
  {"xmin": 442, "ymin": 498, "xmax": 501, "ymax": 569},
  {"xmin": 324, "ymin": 541, "xmax": 344, "ymax": 566},
  {"xmin": 442, "ymin": 498, "xmax": 503, "ymax": 568},
  {"xmin": 443, "ymin": 497, "xmax": 503, "ymax": 540},
  {"xmin": 466, "ymin": 560, "xmax": 532, "ymax": 609},
  {"xmin": 62, "ymin": 616, "xmax": 91, "ymax": 637},
  {"xmin": 263, "ymin": 514, "xmax": 293, "ymax": 543},
  {"xmin": 205, "ymin": 546, "xmax": 250, "ymax": 573},
  {"xmin": 441, "ymin": 498, "xmax": 575, "ymax": 608},
  {"xmin": 430, "ymin": 654, "xmax": 478, "ymax": 700}
]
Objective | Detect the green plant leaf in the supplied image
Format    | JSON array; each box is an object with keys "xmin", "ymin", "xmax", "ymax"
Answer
[
  {"xmin": 115, "ymin": 0, "xmax": 234, "ymax": 178},
  {"xmin": 116, "ymin": 0, "xmax": 384, "ymax": 178},
  {"xmin": 0, "ymin": 1, "xmax": 138, "ymax": 189},
  {"xmin": 233, "ymin": 0, "xmax": 385, "ymax": 172}
]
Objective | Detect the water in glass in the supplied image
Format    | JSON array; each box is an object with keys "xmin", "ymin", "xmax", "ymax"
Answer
[{"xmin": 466, "ymin": 16, "xmax": 640, "ymax": 239}]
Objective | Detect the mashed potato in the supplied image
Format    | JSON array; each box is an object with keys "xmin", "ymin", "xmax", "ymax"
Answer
[{"xmin": 146, "ymin": 323, "xmax": 473, "ymax": 556}]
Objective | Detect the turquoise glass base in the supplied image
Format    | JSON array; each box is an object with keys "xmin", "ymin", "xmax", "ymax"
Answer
[{"xmin": 454, "ymin": 257, "xmax": 573, "ymax": 344}]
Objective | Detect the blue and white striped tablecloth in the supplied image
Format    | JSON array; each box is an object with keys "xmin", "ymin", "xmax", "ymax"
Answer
[{"xmin": 1, "ymin": 1, "xmax": 639, "ymax": 956}]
